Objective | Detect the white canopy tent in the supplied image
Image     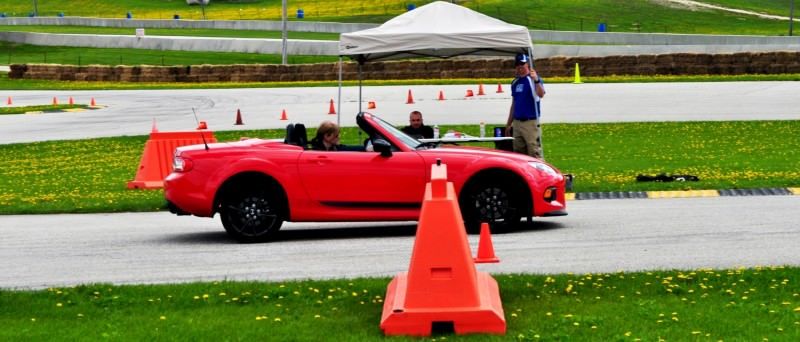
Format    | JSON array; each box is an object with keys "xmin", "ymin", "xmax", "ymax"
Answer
[{"xmin": 336, "ymin": 1, "xmax": 535, "ymax": 116}]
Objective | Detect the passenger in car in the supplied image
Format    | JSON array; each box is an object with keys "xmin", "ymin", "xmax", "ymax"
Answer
[
  {"xmin": 401, "ymin": 110, "xmax": 434, "ymax": 139},
  {"xmin": 310, "ymin": 121, "xmax": 366, "ymax": 151}
]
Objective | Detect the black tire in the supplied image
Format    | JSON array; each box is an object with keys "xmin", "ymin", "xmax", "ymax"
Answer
[
  {"xmin": 459, "ymin": 179, "xmax": 524, "ymax": 234},
  {"xmin": 219, "ymin": 185, "xmax": 283, "ymax": 243}
]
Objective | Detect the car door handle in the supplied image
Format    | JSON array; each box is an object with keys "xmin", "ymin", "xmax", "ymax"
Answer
[{"xmin": 314, "ymin": 156, "xmax": 330, "ymax": 165}]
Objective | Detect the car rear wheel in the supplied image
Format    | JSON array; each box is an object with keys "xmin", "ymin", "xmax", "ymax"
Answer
[
  {"xmin": 460, "ymin": 179, "xmax": 523, "ymax": 234},
  {"xmin": 220, "ymin": 186, "xmax": 283, "ymax": 243}
]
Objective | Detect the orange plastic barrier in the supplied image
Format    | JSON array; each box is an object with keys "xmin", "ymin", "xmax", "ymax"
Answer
[
  {"xmin": 127, "ymin": 131, "xmax": 217, "ymax": 189},
  {"xmin": 380, "ymin": 162, "xmax": 505, "ymax": 336}
]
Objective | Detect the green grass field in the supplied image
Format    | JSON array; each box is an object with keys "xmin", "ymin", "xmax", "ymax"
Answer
[
  {"xmin": 0, "ymin": 41, "xmax": 339, "ymax": 67},
  {"xmin": 1, "ymin": 120, "xmax": 798, "ymax": 215},
  {"xmin": 0, "ymin": 25, "xmax": 340, "ymax": 40},
  {"xmin": 1, "ymin": 267, "xmax": 798, "ymax": 340},
  {"xmin": 0, "ymin": 104, "xmax": 88, "ymax": 115},
  {"xmin": 0, "ymin": 0, "xmax": 793, "ymax": 35},
  {"xmin": 4, "ymin": 70, "xmax": 800, "ymax": 91}
]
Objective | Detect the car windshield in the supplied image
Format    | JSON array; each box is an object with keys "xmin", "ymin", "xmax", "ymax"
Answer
[{"xmin": 370, "ymin": 115, "xmax": 422, "ymax": 149}]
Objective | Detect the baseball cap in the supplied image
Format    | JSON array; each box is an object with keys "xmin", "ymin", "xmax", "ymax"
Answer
[{"xmin": 515, "ymin": 53, "xmax": 529, "ymax": 65}]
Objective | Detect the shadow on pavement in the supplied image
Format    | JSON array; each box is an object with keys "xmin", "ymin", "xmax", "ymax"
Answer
[{"xmin": 163, "ymin": 219, "xmax": 566, "ymax": 244}]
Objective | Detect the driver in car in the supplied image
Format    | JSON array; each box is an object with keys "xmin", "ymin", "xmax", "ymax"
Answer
[{"xmin": 310, "ymin": 121, "xmax": 366, "ymax": 152}]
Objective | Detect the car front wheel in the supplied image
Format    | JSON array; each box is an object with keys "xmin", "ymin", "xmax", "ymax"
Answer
[
  {"xmin": 460, "ymin": 180, "xmax": 523, "ymax": 233},
  {"xmin": 220, "ymin": 187, "xmax": 283, "ymax": 243}
]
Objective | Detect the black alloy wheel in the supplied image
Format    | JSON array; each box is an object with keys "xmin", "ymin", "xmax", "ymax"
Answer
[
  {"xmin": 220, "ymin": 188, "xmax": 283, "ymax": 243},
  {"xmin": 461, "ymin": 181, "xmax": 522, "ymax": 233}
]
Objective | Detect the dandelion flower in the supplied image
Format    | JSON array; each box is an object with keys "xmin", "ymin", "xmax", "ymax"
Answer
[{"xmin": 160, "ymin": 316, "xmax": 166, "ymax": 320}]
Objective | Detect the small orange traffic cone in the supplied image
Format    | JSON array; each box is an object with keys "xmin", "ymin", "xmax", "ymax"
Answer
[
  {"xmin": 90, "ymin": 97, "xmax": 96, "ymax": 106},
  {"xmin": 474, "ymin": 222, "xmax": 499, "ymax": 263},
  {"xmin": 328, "ymin": 98, "xmax": 336, "ymax": 115},
  {"xmin": 367, "ymin": 101, "xmax": 376, "ymax": 109},
  {"xmin": 52, "ymin": 97, "xmax": 58, "ymax": 105},
  {"xmin": 438, "ymin": 90, "xmax": 445, "ymax": 101},
  {"xmin": 196, "ymin": 120, "xmax": 208, "ymax": 130},
  {"xmin": 478, "ymin": 84, "xmax": 486, "ymax": 96},
  {"xmin": 68, "ymin": 96, "xmax": 74, "ymax": 105},
  {"xmin": 406, "ymin": 89, "xmax": 415, "ymax": 104},
  {"xmin": 234, "ymin": 109, "xmax": 244, "ymax": 125},
  {"xmin": 280, "ymin": 109, "xmax": 288, "ymax": 121},
  {"xmin": 465, "ymin": 89, "xmax": 474, "ymax": 97},
  {"xmin": 151, "ymin": 118, "xmax": 158, "ymax": 133},
  {"xmin": 6, "ymin": 96, "xmax": 11, "ymax": 105},
  {"xmin": 496, "ymin": 83, "xmax": 504, "ymax": 93}
]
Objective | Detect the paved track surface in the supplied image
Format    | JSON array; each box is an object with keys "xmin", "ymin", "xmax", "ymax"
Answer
[
  {"xmin": 2, "ymin": 195, "xmax": 798, "ymax": 289},
  {"xmin": 2, "ymin": 82, "xmax": 799, "ymax": 144}
]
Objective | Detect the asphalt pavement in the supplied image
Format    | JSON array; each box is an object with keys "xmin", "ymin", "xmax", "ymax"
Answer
[
  {"xmin": 2, "ymin": 196, "xmax": 798, "ymax": 289},
  {"xmin": 2, "ymin": 81, "xmax": 799, "ymax": 144}
]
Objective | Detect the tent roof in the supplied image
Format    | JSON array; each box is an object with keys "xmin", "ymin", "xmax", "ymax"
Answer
[{"xmin": 338, "ymin": 1, "xmax": 532, "ymax": 63}]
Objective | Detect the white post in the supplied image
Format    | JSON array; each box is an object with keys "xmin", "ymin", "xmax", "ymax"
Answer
[
  {"xmin": 281, "ymin": 0, "xmax": 288, "ymax": 65},
  {"xmin": 337, "ymin": 57, "xmax": 343, "ymax": 127}
]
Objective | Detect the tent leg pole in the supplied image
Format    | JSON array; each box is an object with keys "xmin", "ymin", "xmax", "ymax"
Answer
[
  {"xmin": 358, "ymin": 63, "xmax": 363, "ymax": 114},
  {"xmin": 529, "ymin": 46, "xmax": 544, "ymax": 160},
  {"xmin": 337, "ymin": 57, "xmax": 342, "ymax": 127}
]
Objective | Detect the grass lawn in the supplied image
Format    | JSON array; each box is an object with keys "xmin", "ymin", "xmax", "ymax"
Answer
[
  {"xmin": 0, "ymin": 120, "xmax": 798, "ymax": 215},
  {"xmin": 3, "ymin": 70, "xmax": 800, "ymax": 91},
  {"xmin": 0, "ymin": 25, "xmax": 340, "ymax": 40},
  {"xmin": 1, "ymin": 267, "xmax": 798, "ymax": 340},
  {"xmin": 0, "ymin": 0, "xmax": 791, "ymax": 35},
  {"xmin": 0, "ymin": 104, "xmax": 88, "ymax": 115},
  {"xmin": 0, "ymin": 41, "xmax": 340, "ymax": 67}
]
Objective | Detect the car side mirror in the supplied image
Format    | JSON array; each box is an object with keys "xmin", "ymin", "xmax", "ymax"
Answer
[{"xmin": 373, "ymin": 138, "xmax": 392, "ymax": 157}]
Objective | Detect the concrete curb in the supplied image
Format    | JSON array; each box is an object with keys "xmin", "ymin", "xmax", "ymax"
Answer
[{"xmin": 567, "ymin": 188, "xmax": 798, "ymax": 201}]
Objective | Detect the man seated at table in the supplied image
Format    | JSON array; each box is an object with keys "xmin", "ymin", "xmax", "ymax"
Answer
[{"xmin": 401, "ymin": 110, "xmax": 434, "ymax": 139}]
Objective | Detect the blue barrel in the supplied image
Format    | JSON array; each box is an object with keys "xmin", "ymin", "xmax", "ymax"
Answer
[
  {"xmin": 597, "ymin": 23, "xmax": 607, "ymax": 32},
  {"xmin": 296, "ymin": 9, "xmax": 304, "ymax": 19},
  {"xmin": 126, "ymin": 11, "xmax": 132, "ymax": 19},
  {"xmin": 28, "ymin": 12, "xmax": 35, "ymax": 17},
  {"xmin": 407, "ymin": 4, "xmax": 416, "ymax": 11},
  {"xmin": 58, "ymin": 12, "xmax": 64, "ymax": 18},
  {"xmin": 173, "ymin": 14, "xmax": 180, "ymax": 20},
  {"xmin": 0, "ymin": 13, "xmax": 6, "ymax": 18}
]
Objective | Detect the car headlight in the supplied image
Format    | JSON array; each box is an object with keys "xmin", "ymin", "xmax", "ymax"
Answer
[{"xmin": 528, "ymin": 161, "xmax": 557, "ymax": 177}]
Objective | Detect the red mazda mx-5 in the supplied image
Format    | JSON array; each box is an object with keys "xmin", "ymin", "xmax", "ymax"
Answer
[{"xmin": 165, "ymin": 112, "xmax": 567, "ymax": 242}]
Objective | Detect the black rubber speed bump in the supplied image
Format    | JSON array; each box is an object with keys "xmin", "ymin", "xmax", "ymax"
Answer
[
  {"xmin": 718, "ymin": 188, "xmax": 793, "ymax": 196},
  {"xmin": 575, "ymin": 191, "xmax": 648, "ymax": 200}
]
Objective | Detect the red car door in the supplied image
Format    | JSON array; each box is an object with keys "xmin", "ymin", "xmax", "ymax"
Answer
[{"xmin": 298, "ymin": 150, "xmax": 426, "ymax": 207}]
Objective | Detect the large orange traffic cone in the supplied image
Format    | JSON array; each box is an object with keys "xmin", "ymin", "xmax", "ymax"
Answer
[
  {"xmin": 406, "ymin": 89, "xmax": 415, "ymax": 104},
  {"xmin": 127, "ymin": 131, "xmax": 217, "ymax": 190},
  {"xmin": 6, "ymin": 96, "xmax": 11, "ymax": 105},
  {"xmin": 465, "ymin": 89, "xmax": 474, "ymax": 97},
  {"xmin": 196, "ymin": 120, "xmax": 208, "ymax": 130},
  {"xmin": 367, "ymin": 101, "xmax": 376, "ymax": 109},
  {"xmin": 478, "ymin": 84, "xmax": 486, "ymax": 96},
  {"xmin": 52, "ymin": 97, "xmax": 58, "ymax": 105},
  {"xmin": 328, "ymin": 98, "xmax": 336, "ymax": 115},
  {"xmin": 496, "ymin": 83, "xmax": 504, "ymax": 93},
  {"xmin": 280, "ymin": 109, "xmax": 288, "ymax": 121},
  {"xmin": 438, "ymin": 90, "xmax": 445, "ymax": 101},
  {"xmin": 68, "ymin": 96, "xmax": 74, "ymax": 105},
  {"xmin": 90, "ymin": 97, "xmax": 96, "ymax": 106},
  {"xmin": 474, "ymin": 223, "xmax": 500, "ymax": 263},
  {"xmin": 234, "ymin": 109, "xmax": 244, "ymax": 125},
  {"xmin": 380, "ymin": 162, "xmax": 505, "ymax": 336}
]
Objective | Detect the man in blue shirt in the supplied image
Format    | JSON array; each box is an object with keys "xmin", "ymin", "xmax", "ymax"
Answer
[{"xmin": 505, "ymin": 53, "xmax": 546, "ymax": 159}]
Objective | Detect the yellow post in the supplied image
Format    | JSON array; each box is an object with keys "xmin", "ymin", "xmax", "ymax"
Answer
[{"xmin": 573, "ymin": 63, "xmax": 583, "ymax": 84}]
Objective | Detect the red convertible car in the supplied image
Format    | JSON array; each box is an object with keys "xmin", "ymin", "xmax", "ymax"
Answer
[{"xmin": 165, "ymin": 112, "xmax": 567, "ymax": 242}]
